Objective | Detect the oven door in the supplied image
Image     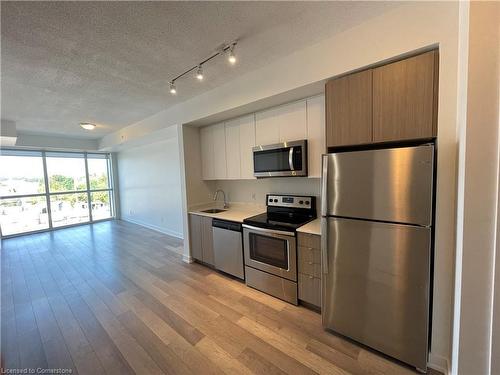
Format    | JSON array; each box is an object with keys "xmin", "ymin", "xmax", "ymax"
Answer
[
  {"xmin": 253, "ymin": 140, "xmax": 307, "ymax": 177},
  {"xmin": 243, "ymin": 224, "xmax": 297, "ymax": 282}
]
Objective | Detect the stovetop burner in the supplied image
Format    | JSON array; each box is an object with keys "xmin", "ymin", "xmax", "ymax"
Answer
[{"xmin": 243, "ymin": 194, "xmax": 316, "ymax": 232}]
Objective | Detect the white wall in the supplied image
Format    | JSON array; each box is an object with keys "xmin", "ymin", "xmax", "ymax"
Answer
[
  {"xmin": 117, "ymin": 136, "xmax": 184, "ymax": 238},
  {"xmin": 178, "ymin": 125, "xmax": 217, "ymax": 262},
  {"xmin": 454, "ymin": 2, "xmax": 500, "ymax": 374},
  {"xmin": 16, "ymin": 133, "xmax": 99, "ymax": 150},
  {"xmin": 106, "ymin": 3, "xmax": 461, "ymax": 371}
]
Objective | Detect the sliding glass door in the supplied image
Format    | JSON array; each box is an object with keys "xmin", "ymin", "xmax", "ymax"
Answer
[{"xmin": 0, "ymin": 149, "xmax": 114, "ymax": 237}]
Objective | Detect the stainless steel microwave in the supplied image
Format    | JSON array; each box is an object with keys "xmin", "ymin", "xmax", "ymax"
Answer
[{"xmin": 253, "ymin": 140, "xmax": 307, "ymax": 178}]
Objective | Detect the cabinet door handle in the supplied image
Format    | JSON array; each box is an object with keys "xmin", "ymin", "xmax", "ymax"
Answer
[
  {"xmin": 308, "ymin": 261, "xmax": 313, "ymax": 265},
  {"xmin": 321, "ymin": 218, "xmax": 328, "ymax": 274},
  {"xmin": 308, "ymin": 275, "xmax": 313, "ymax": 279}
]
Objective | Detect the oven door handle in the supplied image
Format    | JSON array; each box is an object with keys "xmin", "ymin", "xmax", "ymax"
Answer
[
  {"xmin": 289, "ymin": 147, "xmax": 295, "ymax": 171},
  {"xmin": 242, "ymin": 224, "xmax": 295, "ymax": 237}
]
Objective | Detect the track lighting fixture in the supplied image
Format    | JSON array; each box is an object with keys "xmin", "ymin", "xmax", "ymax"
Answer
[
  {"xmin": 169, "ymin": 81, "xmax": 177, "ymax": 94},
  {"xmin": 196, "ymin": 65, "xmax": 204, "ymax": 80},
  {"xmin": 168, "ymin": 40, "xmax": 238, "ymax": 95}
]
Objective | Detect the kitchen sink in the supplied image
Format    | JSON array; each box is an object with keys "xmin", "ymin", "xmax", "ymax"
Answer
[{"xmin": 201, "ymin": 208, "xmax": 227, "ymax": 214}]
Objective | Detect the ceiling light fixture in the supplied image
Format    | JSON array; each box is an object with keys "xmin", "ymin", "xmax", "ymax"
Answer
[
  {"xmin": 169, "ymin": 81, "xmax": 177, "ymax": 94},
  {"xmin": 196, "ymin": 65, "xmax": 204, "ymax": 80},
  {"xmin": 168, "ymin": 40, "xmax": 238, "ymax": 95},
  {"xmin": 80, "ymin": 122, "xmax": 96, "ymax": 130},
  {"xmin": 228, "ymin": 44, "xmax": 236, "ymax": 65}
]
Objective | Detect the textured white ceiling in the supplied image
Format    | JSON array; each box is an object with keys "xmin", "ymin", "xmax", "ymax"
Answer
[{"xmin": 1, "ymin": 1, "xmax": 397, "ymax": 139}]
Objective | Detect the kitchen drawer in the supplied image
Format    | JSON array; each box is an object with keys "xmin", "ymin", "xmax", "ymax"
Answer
[
  {"xmin": 298, "ymin": 233, "xmax": 321, "ymax": 249},
  {"xmin": 298, "ymin": 260, "xmax": 321, "ymax": 278},
  {"xmin": 298, "ymin": 246, "xmax": 321, "ymax": 264},
  {"xmin": 298, "ymin": 273, "xmax": 321, "ymax": 307}
]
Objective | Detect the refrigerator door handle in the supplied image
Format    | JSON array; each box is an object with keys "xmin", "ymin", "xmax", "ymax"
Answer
[
  {"xmin": 321, "ymin": 217, "xmax": 328, "ymax": 274},
  {"xmin": 321, "ymin": 155, "xmax": 328, "ymax": 216}
]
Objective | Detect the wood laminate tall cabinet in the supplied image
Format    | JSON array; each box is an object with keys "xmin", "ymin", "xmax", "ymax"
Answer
[
  {"xmin": 372, "ymin": 51, "xmax": 438, "ymax": 142},
  {"xmin": 326, "ymin": 50, "xmax": 438, "ymax": 148},
  {"xmin": 326, "ymin": 69, "xmax": 372, "ymax": 147}
]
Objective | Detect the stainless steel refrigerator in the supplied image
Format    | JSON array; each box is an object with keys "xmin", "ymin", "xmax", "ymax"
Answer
[{"xmin": 320, "ymin": 144, "xmax": 434, "ymax": 372}]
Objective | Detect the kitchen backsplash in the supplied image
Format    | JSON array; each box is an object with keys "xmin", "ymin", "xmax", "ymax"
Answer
[{"xmin": 213, "ymin": 177, "xmax": 321, "ymax": 212}]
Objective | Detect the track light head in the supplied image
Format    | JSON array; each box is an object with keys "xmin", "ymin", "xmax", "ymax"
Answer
[
  {"xmin": 196, "ymin": 65, "xmax": 204, "ymax": 80},
  {"xmin": 228, "ymin": 44, "xmax": 236, "ymax": 65},
  {"xmin": 169, "ymin": 81, "xmax": 177, "ymax": 94}
]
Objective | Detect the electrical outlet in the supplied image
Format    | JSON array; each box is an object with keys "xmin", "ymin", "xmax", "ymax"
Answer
[
  {"xmin": 251, "ymin": 193, "xmax": 256, "ymax": 200},
  {"xmin": 129, "ymin": 209, "xmax": 134, "ymax": 215}
]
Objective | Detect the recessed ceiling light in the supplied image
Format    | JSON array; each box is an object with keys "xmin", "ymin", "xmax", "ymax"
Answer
[{"xmin": 80, "ymin": 122, "xmax": 96, "ymax": 130}]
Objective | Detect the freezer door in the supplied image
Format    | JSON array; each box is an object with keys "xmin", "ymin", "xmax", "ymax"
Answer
[
  {"xmin": 321, "ymin": 145, "xmax": 434, "ymax": 226},
  {"xmin": 322, "ymin": 217, "xmax": 431, "ymax": 370}
]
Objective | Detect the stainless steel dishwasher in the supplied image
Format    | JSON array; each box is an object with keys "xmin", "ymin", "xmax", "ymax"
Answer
[{"xmin": 212, "ymin": 219, "xmax": 244, "ymax": 280}]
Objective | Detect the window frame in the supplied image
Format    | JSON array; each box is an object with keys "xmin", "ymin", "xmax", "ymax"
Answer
[{"xmin": 0, "ymin": 149, "xmax": 115, "ymax": 238}]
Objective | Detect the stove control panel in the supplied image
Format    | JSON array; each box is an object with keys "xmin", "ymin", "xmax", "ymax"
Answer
[{"xmin": 266, "ymin": 194, "xmax": 314, "ymax": 209}]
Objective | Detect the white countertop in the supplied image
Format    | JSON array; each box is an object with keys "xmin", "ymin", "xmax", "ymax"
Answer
[
  {"xmin": 297, "ymin": 218, "xmax": 321, "ymax": 236},
  {"xmin": 189, "ymin": 202, "xmax": 265, "ymax": 223},
  {"xmin": 190, "ymin": 203, "xmax": 321, "ymax": 234}
]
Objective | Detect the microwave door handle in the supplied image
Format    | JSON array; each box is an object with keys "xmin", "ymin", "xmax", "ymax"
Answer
[{"xmin": 289, "ymin": 147, "xmax": 295, "ymax": 170}]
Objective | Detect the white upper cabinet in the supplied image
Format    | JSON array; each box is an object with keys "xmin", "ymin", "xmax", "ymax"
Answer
[
  {"xmin": 200, "ymin": 126, "xmax": 215, "ymax": 180},
  {"xmin": 255, "ymin": 100, "xmax": 307, "ymax": 145},
  {"xmin": 255, "ymin": 110, "xmax": 280, "ymax": 145},
  {"xmin": 279, "ymin": 100, "xmax": 307, "ymax": 142},
  {"xmin": 225, "ymin": 120, "xmax": 241, "ymax": 179},
  {"xmin": 306, "ymin": 95, "xmax": 326, "ymax": 178},
  {"xmin": 237, "ymin": 115, "xmax": 256, "ymax": 179},
  {"xmin": 225, "ymin": 114, "xmax": 256, "ymax": 180},
  {"xmin": 201, "ymin": 96, "xmax": 323, "ymax": 180},
  {"xmin": 212, "ymin": 123, "xmax": 227, "ymax": 179}
]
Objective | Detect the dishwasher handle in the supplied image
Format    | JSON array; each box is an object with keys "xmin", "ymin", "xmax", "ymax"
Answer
[{"xmin": 212, "ymin": 219, "xmax": 242, "ymax": 232}]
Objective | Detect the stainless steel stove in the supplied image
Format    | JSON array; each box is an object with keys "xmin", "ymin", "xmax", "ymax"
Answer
[{"xmin": 242, "ymin": 194, "xmax": 316, "ymax": 304}]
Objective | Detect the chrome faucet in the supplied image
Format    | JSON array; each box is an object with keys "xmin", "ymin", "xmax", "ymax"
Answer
[{"xmin": 213, "ymin": 189, "xmax": 229, "ymax": 209}]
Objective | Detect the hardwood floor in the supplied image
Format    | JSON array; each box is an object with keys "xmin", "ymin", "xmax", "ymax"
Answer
[{"xmin": 1, "ymin": 220, "xmax": 438, "ymax": 375}]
